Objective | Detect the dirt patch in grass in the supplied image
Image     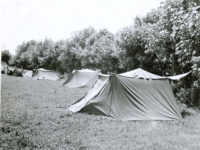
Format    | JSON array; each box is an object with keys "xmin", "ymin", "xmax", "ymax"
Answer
[{"xmin": 1, "ymin": 74, "xmax": 200, "ymax": 149}]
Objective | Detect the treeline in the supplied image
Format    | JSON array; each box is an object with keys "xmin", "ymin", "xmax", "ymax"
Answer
[
  {"xmin": 11, "ymin": 0, "xmax": 200, "ymax": 107},
  {"xmin": 12, "ymin": 28, "xmax": 119, "ymax": 74}
]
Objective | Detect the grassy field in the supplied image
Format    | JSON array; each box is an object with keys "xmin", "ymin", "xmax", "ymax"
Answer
[{"xmin": 1, "ymin": 74, "xmax": 200, "ymax": 150}]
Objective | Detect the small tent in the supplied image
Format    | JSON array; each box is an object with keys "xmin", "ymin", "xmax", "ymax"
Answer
[
  {"xmin": 1, "ymin": 61, "xmax": 8, "ymax": 74},
  {"xmin": 12, "ymin": 68, "xmax": 24, "ymax": 77},
  {"xmin": 69, "ymin": 68, "xmax": 190, "ymax": 121},
  {"xmin": 32, "ymin": 68, "xmax": 59, "ymax": 81},
  {"xmin": 23, "ymin": 70, "xmax": 33, "ymax": 78},
  {"xmin": 62, "ymin": 69, "xmax": 99, "ymax": 88}
]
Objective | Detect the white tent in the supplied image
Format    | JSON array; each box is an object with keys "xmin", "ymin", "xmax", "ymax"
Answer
[
  {"xmin": 23, "ymin": 70, "xmax": 33, "ymax": 78},
  {"xmin": 32, "ymin": 68, "xmax": 59, "ymax": 81},
  {"xmin": 62, "ymin": 69, "xmax": 99, "ymax": 88}
]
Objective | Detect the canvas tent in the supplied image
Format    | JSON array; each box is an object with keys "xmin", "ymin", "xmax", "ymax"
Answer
[
  {"xmin": 1, "ymin": 61, "xmax": 8, "ymax": 74},
  {"xmin": 119, "ymin": 68, "xmax": 191, "ymax": 80},
  {"xmin": 23, "ymin": 70, "xmax": 33, "ymax": 78},
  {"xmin": 69, "ymin": 68, "xmax": 190, "ymax": 121},
  {"xmin": 12, "ymin": 68, "xmax": 24, "ymax": 77},
  {"xmin": 32, "ymin": 68, "xmax": 59, "ymax": 81},
  {"xmin": 62, "ymin": 69, "xmax": 99, "ymax": 88}
]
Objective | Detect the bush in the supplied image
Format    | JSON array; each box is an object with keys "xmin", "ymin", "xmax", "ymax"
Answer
[
  {"xmin": 176, "ymin": 88, "xmax": 191, "ymax": 105},
  {"xmin": 191, "ymin": 86, "xmax": 200, "ymax": 109},
  {"xmin": 1, "ymin": 50, "xmax": 11, "ymax": 64},
  {"xmin": 178, "ymin": 102, "xmax": 198, "ymax": 118}
]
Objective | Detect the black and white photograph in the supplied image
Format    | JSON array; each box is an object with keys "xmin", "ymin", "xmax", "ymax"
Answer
[{"xmin": 1, "ymin": 0, "xmax": 200, "ymax": 149}]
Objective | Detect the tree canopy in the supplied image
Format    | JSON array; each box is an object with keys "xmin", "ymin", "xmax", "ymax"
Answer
[{"xmin": 1, "ymin": 50, "xmax": 12, "ymax": 64}]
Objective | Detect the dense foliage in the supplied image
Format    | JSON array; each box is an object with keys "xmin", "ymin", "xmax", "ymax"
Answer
[
  {"xmin": 9, "ymin": 0, "xmax": 200, "ymax": 108},
  {"xmin": 1, "ymin": 50, "xmax": 12, "ymax": 64}
]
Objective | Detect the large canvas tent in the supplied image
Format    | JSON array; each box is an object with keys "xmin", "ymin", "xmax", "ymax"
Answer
[
  {"xmin": 62, "ymin": 69, "xmax": 99, "ymax": 88},
  {"xmin": 32, "ymin": 68, "xmax": 59, "ymax": 81},
  {"xmin": 69, "ymin": 68, "xmax": 190, "ymax": 121}
]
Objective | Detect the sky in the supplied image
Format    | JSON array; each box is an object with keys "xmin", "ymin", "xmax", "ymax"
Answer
[{"xmin": 0, "ymin": 0, "xmax": 164, "ymax": 54}]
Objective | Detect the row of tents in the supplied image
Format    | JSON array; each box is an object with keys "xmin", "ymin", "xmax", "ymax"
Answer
[
  {"xmin": 1, "ymin": 61, "xmax": 191, "ymax": 121},
  {"xmin": 66, "ymin": 68, "xmax": 191, "ymax": 121},
  {"xmin": 1, "ymin": 62, "xmax": 60, "ymax": 80}
]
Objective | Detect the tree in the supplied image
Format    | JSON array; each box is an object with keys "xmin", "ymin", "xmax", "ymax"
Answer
[
  {"xmin": 14, "ymin": 40, "xmax": 38, "ymax": 69},
  {"xmin": 1, "ymin": 50, "xmax": 12, "ymax": 64},
  {"xmin": 58, "ymin": 39, "xmax": 81, "ymax": 73},
  {"xmin": 139, "ymin": 0, "xmax": 200, "ymax": 107},
  {"xmin": 191, "ymin": 56, "xmax": 200, "ymax": 108}
]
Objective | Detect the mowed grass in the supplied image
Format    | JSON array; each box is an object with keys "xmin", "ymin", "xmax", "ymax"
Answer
[{"xmin": 1, "ymin": 74, "xmax": 200, "ymax": 150}]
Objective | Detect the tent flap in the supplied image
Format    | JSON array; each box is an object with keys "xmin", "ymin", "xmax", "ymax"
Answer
[{"xmin": 120, "ymin": 68, "xmax": 191, "ymax": 80}]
